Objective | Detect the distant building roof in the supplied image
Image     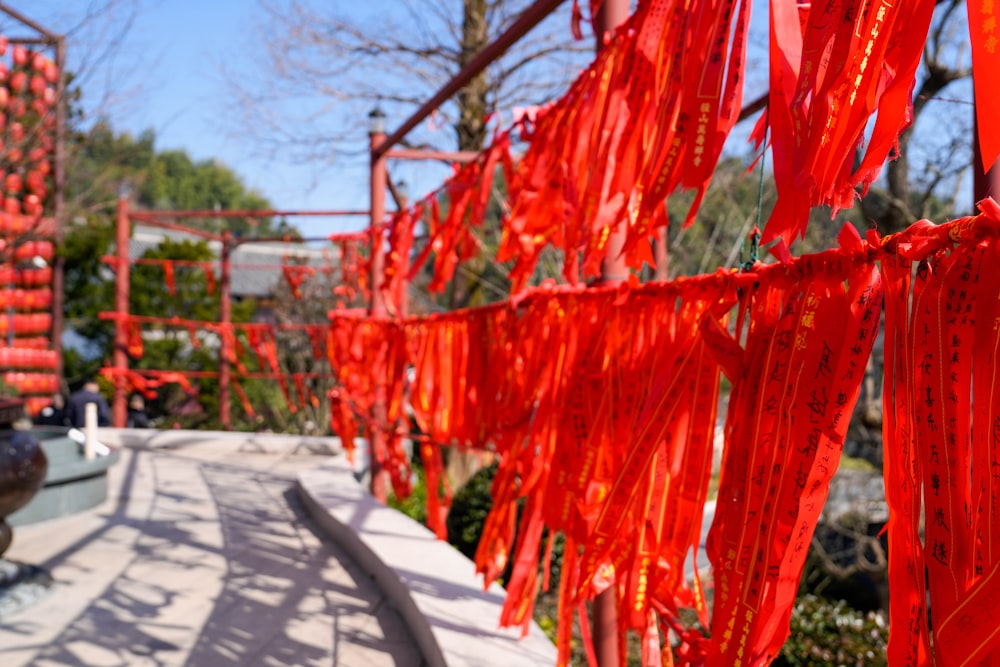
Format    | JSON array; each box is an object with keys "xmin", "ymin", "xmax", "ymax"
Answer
[{"xmin": 130, "ymin": 224, "xmax": 331, "ymax": 298}]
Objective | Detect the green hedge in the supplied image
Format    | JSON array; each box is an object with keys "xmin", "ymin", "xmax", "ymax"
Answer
[{"xmin": 776, "ymin": 594, "xmax": 888, "ymax": 666}]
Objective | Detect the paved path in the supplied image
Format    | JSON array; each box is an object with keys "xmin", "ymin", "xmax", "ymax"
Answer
[{"xmin": 0, "ymin": 431, "xmax": 422, "ymax": 667}]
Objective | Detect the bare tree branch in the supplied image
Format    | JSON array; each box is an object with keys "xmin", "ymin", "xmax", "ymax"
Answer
[
  {"xmin": 227, "ymin": 0, "xmax": 590, "ymax": 167},
  {"xmin": 864, "ymin": 0, "xmax": 973, "ymax": 234}
]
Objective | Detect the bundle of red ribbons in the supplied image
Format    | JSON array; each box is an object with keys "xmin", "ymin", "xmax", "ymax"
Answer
[{"xmin": 326, "ymin": 199, "xmax": 1000, "ymax": 666}]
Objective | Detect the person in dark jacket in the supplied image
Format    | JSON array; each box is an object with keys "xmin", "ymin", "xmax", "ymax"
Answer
[
  {"xmin": 66, "ymin": 379, "xmax": 111, "ymax": 428},
  {"xmin": 126, "ymin": 394, "xmax": 150, "ymax": 428}
]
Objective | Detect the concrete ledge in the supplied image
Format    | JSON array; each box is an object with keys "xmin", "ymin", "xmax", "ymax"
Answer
[{"xmin": 297, "ymin": 459, "xmax": 557, "ymax": 667}]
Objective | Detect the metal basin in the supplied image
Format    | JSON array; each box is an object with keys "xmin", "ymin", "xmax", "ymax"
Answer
[
  {"xmin": 0, "ymin": 429, "xmax": 47, "ymax": 555},
  {"xmin": 8, "ymin": 427, "xmax": 119, "ymax": 527}
]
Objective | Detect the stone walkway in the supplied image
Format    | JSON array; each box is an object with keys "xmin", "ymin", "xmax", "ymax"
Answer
[{"xmin": 0, "ymin": 431, "xmax": 422, "ymax": 667}]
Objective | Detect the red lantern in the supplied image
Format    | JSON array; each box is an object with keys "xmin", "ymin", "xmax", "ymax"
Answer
[
  {"xmin": 9, "ymin": 70, "xmax": 26, "ymax": 92},
  {"xmin": 7, "ymin": 148, "xmax": 22, "ymax": 163},
  {"xmin": 31, "ymin": 53, "xmax": 46, "ymax": 71},
  {"xmin": 23, "ymin": 194, "xmax": 41, "ymax": 216},
  {"xmin": 1, "ymin": 288, "xmax": 54, "ymax": 311},
  {"xmin": 9, "ymin": 97, "xmax": 25, "ymax": 117},
  {"xmin": 27, "ymin": 148, "xmax": 45, "ymax": 163},
  {"xmin": 0, "ymin": 36, "xmax": 8, "ymax": 57},
  {"xmin": 0, "ymin": 213, "xmax": 23, "ymax": 236},
  {"xmin": 12, "ymin": 46, "xmax": 27, "ymax": 66},
  {"xmin": 26, "ymin": 170, "xmax": 44, "ymax": 189},
  {"xmin": 35, "ymin": 160, "xmax": 50, "ymax": 176},
  {"xmin": 0, "ymin": 86, "xmax": 8, "ymax": 109},
  {"xmin": 15, "ymin": 241, "xmax": 54, "ymax": 262},
  {"xmin": 0, "ymin": 63, "xmax": 8, "ymax": 81},
  {"xmin": 42, "ymin": 87, "xmax": 55, "ymax": 105},
  {"xmin": 28, "ymin": 74, "xmax": 45, "ymax": 96},
  {"xmin": 30, "ymin": 98, "xmax": 49, "ymax": 116},
  {"xmin": 0, "ymin": 212, "xmax": 24, "ymax": 234},
  {"xmin": 0, "ymin": 313, "xmax": 52, "ymax": 336},
  {"xmin": 43, "ymin": 62, "xmax": 57, "ymax": 84},
  {"xmin": 11, "ymin": 337, "xmax": 51, "ymax": 350},
  {"xmin": 3, "ymin": 198, "xmax": 20, "ymax": 215},
  {"xmin": 3, "ymin": 372, "xmax": 58, "ymax": 395},
  {"xmin": 0, "ymin": 265, "xmax": 52, "ymax": 287},
  {"xmin": 5, "ymin": 172, "xmax": 22, "ymax": 193}
]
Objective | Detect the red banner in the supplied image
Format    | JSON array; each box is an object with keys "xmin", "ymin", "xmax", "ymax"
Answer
[{"xmin": 969, "ymin": 0, "xmax": 1000, "ymax": 172}]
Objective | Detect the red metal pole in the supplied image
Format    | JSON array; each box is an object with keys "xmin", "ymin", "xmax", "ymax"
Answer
[
  {"xmin": 653, "ymin": 227, "xmax": 669, "ymax": 281},
  {"xmin": 369, "ymin": 122, "xmax": 389, "ymax": 503},
  {"xmin": 219, "ymin": 230, "xmax": 233, "ymax": 430},
  {"xmin": 593, "ymin": 1, "xmax": 629, "ymax": 664},
  {"xmin": 112, "ymin": 196, "xmax": 130, "ymax": 427},
  {"xmin": 131, "ymin": 208, "xmax": 369, "ymax": 220},
  {"xmin": 384, "ymin": 147, "xmax": 481, "ymax": 163}
]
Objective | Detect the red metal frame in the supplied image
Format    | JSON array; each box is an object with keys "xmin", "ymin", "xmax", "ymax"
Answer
[
  {"xmin": 111, "ymin": 201, "xmax": 369, "ymax": 429},
  {"xmin": 131, "ymin": 209, "xmax": 368, "ymax": 220},
  {"xmin": 384, "ymin": 148, "xmax": 480, "ymax": 163},
  {"xmin": 113, "ymin": 197, "xmax": 131, "ymax": 426}
]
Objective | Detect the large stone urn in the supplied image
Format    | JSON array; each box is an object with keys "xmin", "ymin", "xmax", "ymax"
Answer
[{"xmin": 0, "ymin": 400, "xmax": 47, "ymax": 556}]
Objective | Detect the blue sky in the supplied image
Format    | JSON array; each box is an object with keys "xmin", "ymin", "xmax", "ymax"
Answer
[{"xmin": 16, "ymin": 0, "xmax": 378, "ymax": 234}]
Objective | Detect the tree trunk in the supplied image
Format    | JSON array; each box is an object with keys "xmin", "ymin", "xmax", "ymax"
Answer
[
  {"xmin": 443, "ymin": 1, "xmax": 491, "ymax": 491},
  {"xmin": 457, "ymin": 0, "xmax": 490, "ymax": 152}
]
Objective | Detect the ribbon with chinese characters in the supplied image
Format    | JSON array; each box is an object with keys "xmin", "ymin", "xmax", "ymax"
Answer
[
  {"xmin": 969, "ymin": 0, "xmax": 1000, "ymax": 173},
  {"xmin": 877, "ymin": 201, "xmax": 1000, "ymax": 666},
  {"xmin": 704, "ymin": 245, "xmax": 882, "ymax": 666},
  {"xmin": 879, "ymin": 248, "xmax": 932, "ymax": 666},
  {"xmin": 761, "ymin": 0, "xmax": 936, "ymax": 247}
]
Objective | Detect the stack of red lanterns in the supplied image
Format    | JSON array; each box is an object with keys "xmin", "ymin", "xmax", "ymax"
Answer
[
  {"xmin": 0, "ymin": 35, "xmax": 59, "ymax": 415},
  {"xmin": 1, "ymin": 39, "xmax": 57, "ymax": 217}
]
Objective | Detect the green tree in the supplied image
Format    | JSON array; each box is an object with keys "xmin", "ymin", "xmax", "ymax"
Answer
[
  {"xmin": 65, "ymin": 119, "xmax": 290, "ymax": 235},
  {"xmin": 139, "ymin": 151, "xmax": 295, "ymax": 237}
]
